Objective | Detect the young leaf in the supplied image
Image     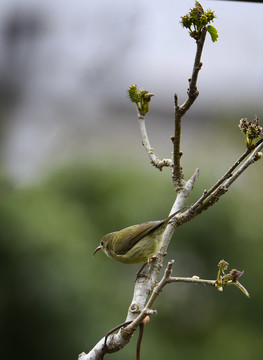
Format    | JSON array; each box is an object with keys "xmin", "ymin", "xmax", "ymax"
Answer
[{"xmin": 207, "ymin": 25, "xmax": 218, "ymax": 42}]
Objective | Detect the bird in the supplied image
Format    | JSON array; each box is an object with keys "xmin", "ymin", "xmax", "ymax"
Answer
[{"xmin": 93, "ymin": 209, "xmax": 183, "ymax": 271}]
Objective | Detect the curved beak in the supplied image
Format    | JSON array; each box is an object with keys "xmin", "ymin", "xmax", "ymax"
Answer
[{"xmin": 93, "ymin": 244, "xmax": 102, "ymax": 256}]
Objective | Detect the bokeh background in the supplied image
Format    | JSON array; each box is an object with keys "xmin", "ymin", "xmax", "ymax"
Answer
[{"xmin": 0, "ymin": 0, "xmax": 262, "ymax": 359}]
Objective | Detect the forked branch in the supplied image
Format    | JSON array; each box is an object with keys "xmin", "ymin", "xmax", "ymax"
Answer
[{"xmin": 81, "ymin": 3, "xmax": 261, "ymax": 359}]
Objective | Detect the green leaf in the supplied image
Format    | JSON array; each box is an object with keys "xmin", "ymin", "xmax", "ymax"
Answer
[{"xmin": 207, "ymin": 25, "xmax": 218, "ymax": 42}]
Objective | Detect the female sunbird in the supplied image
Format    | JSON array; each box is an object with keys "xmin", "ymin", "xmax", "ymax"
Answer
[{"xmin": 93, "ymin": 209, "xmax": 182, "ymax": 265}]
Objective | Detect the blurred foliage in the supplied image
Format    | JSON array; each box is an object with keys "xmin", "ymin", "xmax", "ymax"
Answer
[{"xmin": 0, "ymin": 161, "xmax": 262, "ymax": 360}]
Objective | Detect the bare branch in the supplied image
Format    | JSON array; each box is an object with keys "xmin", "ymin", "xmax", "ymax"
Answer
[
  {"xmin": 169, "ymin": 276, "xmax": 215, "ymax": 287},
  {"xmin": 224, "ymin": 142, "xmax": 263, "ymax": 189},
  {"xmin": 138, "ymin": 115, "xmax": 173, "ymax": 170},
  {"xmin": 172, "ymin": 27, "xmax": 207, "ymax": 188},
  {"xmin": 136, "ymin": 323, "xmax": 144, "ymax": 360},
  {"xmin": 145, "ymin": 260, "xmax": 175, "ymax": 309},
  {"xmin": 83, "ymin": 3, "xmax": 261, "ymax": 358},
  {"xmin": 176, "ymin": 140, "xmax": 263, "ymax": 224},
  {"xmin": 129, "ymin": 260, "xmax": 216, "ymax": 321},
  {"xmin": 186, "ymin": 28, "xmax": 207, "ymax": 108},
  {"xmin": 190, "ymin": 146, "xmax": 254, "ymax": 212},
  {"xmin": 198, "ymin": 141, "xmax": 263, "ymax": 211}
]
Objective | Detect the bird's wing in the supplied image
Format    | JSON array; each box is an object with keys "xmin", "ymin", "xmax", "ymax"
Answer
[{"xmin": 113, "ymin": 220, "xmax": 164, "ymax": 255}]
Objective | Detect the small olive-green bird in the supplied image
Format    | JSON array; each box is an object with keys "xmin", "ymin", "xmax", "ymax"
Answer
[{"xmin": 93, "ymin": 209, "xmax": 182, "ymax": 265}]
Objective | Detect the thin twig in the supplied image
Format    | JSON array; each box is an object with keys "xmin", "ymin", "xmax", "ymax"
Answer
[
  {"xmin": 182, "ymin": 27, "xmax": 208, "ymax": 113},
  {"xmin": 224, "ymin": 144, "xmax": 263, "ymax": 188},
  {"xmin": 138, "ymin": 115, "xmax": 173, "ymax": 170},
  {"xmin": 190, "ymin": 147, "xmax": 253, "ymax": 212},
  {"xmin": 172, "ymin": 97, "xmax": 184, "ymax": 187},
  {"xmin": 176, "ymin": 140, "xmax": 263, "ymax": 223},
  {"xmin": 169, "ymin": 277, "xmax": 215, "ymax": 286},
  {"xmin": 198, "ymin": 141, "xmax": 263, "ymax": 212},
  {"xmin": 172, "ymin": 27, "xmax": 207, "ymax": 188},
  {"xmin": 136, "ymin": 323, "xmax": 144, "ymax": 360},
  {"xmin": 146, "ymin": 260, "xmax": 175, "ymax": 309}
]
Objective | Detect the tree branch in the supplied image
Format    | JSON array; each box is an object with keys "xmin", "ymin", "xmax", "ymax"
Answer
[
  {"xmin": 223, "ymin": 143, "xmax": 263, "ymax": 189},
  {"xmin": 82, "ymin": 3, "xmax": 261, "ymax": 358},
  {"xmin": 172, "ymin": 27, "xmax": 207, "ymax": 189},
  {"xmin": 82, "ymin": 164, "xmax": 200, "ymax": 359},
  {"xmin": 138, "ymin": 115, "xmax": 173, "ymax": 170},
  {"xmin": 79, "ymin": 259, "xmax": 218, "ymax": 359},
  {"xmin": 190, "ymin": 148, "xmax": 252, "ymax": 212},
  {"xmin": 169, "ymin": 276, "xmax": 215, "ymax": 286},
  {"xmin": 177, "ymin": 140, "xmax": 263, "ymax": 223}
]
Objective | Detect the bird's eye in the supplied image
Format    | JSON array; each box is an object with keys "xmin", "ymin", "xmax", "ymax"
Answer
[{"xmin": 100, "ymin": 241, "xmax": 104, "ymax": 246}]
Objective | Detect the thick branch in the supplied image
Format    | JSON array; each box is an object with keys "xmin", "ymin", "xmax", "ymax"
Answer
[
  {"xmin": 82, "ymin": 141, "xmax": 262, "ymax": 360},
  {"xmin": 82, "ymin": 174, "xmax": 198, "ymax": 359},
  {"xmin": 160, "ymin": 169, "xmax": 199, "ymax": 255},
  {"xmin": 81, "ymin": 6, "xmax": 262, "ymax": 355}
]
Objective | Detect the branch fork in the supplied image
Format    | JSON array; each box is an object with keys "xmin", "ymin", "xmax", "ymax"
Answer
[{"xmin": 83, "ymin": 3, "xmax": 261, "ymax": 358}]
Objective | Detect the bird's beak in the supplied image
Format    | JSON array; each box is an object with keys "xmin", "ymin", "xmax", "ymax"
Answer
[{"xmin": 93, "ymin": 244, "xmax": 102, "ymax": 256}]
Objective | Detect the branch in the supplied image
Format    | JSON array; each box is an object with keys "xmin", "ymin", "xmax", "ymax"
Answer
[
  {"xmin": 172, "ymin": 27, "xmax": 207, "ymax": 189},
  {"xmin": 197, "ymin": 141, "xmax": 263, "ymax": 211},
  {"xmin": 169, "ymin": 276, "xmax": 215, "ymax": 286},
  {"xmin": 82, "ymin": 3, "xmax": 262, "ymax": 358},
  {"xmin": 88, "ymin": 167, "xmax": 198, "ymax": 359},
  {"xmin": 81, "ymin": 253, "xmax": 215, "ymax": 360},
  {"xmin": 177, "ymin": 140, "xmax": 263, "ymax": 223},
  {"xmin": 125, "ymin": 260, "xmax": 216, "ymax": 330},
  {"xmin": 190, "ymin": 147, "xmax": 252, "ymax": 212},
  {"xmin": 138, "ymin": 115, "xmax": 173, "ymax": 170},
  {"xmin": 182, "ymin": 27, "xmax": 208, "ymax": 113},
  {"xmin": 223, "ymin": 143, "xmax": 263, "ymax": 189},
  {"xmin": 82, "ymin": 230, "xmax": 250, "ymax": 360},
  {"xmin": 83, "ymin": 259, "xmax": 216, "ymax": 360}
]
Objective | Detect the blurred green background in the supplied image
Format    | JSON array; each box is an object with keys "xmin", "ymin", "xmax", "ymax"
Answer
[{"xmin": 1, "ymin": 141, "xmax": 262, "ymax": 359}]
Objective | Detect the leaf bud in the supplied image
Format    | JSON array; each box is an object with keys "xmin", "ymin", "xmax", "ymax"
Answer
[
  {"xmin": 239, "ymin": 116, "xmax": 262, "ymax": 149},
  {"xmin": 218, "ymin": 259, "xmax": 229, "ymax": 272}
]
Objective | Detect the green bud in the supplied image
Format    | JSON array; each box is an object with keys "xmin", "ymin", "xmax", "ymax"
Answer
[
  {"xmin": 218, "ymin": 259, "xmax": 229, "ymax": 272},
  {"xmin": 128, "ymin": 84, "xmax": 141, "ymax": 103},
  {"xmin": 180, "ymin": 1, "xmax": 217, "ymax": 41},
  {"xmin": 127, "ymin": 84, "xmax": 155, "ymax": 116},
  {"xmin": 239, "ymin": 116, "xmax": 262, "ymax": 150},
  {"xmin": 215, "ymin": 261, "xmax": 249, "ymax": 297}
]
